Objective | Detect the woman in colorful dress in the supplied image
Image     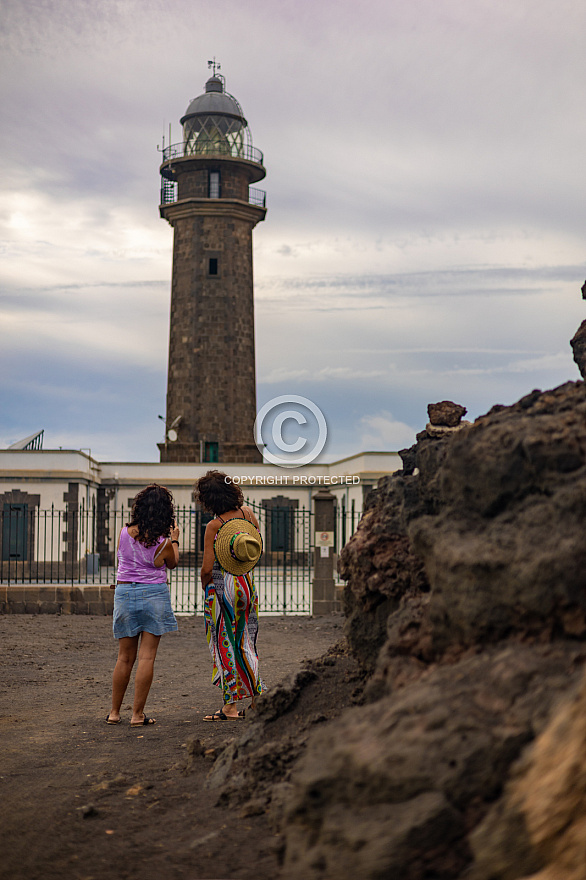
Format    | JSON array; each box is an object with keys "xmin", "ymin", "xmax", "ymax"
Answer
[
  {"xmin": 106, "ymin": 484, "xmax": 180, "ymax": 727},
  {"xmin": 195, "ymin": 470, "xmax": 264, "ymax": 720}
]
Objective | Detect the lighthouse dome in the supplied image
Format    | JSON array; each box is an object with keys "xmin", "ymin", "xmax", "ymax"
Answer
[
  {"xmin": 180, "ymin": 75, "xmax": 252, "ymax": 158},
  {"xmin": 181, "ymin": 76, "xmax": 247, "ymax": 125}
]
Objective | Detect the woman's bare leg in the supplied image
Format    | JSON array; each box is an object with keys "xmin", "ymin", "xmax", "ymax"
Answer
[
  {"xmin": 131, "ymin": 632, "xmax": 161, "ymax": 724},
  {"xmin": 108, "ymin": 636, "xmax": 139, "ymax": 722}
]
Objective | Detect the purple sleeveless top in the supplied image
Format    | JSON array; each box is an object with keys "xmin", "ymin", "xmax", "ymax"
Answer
[{"xmin": 116, "ymin": 527, "xmax": 168, "ymax": 584}]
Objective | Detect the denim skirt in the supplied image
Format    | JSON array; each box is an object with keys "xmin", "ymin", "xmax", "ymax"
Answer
[{"xmin": 113, "ymin": 582, "xmax": 178, "ymax": 639}]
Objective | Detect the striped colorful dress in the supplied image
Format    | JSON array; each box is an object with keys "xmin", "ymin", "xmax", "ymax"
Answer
[{"xmin": 203, "ymin": 559, "xmax": 265, "ymax": 703}]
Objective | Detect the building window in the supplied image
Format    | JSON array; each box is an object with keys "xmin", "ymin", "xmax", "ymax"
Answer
[
  {"xmin": 208, "ymin": 171, "xmax": 220, "ymax": 198},
  {"xmin": 208, "ymin": 258, "xmax": 218, "ymax": 276},
  {"xmin": 204, "ymin": 441, "xmax": 219, "ymax": 462}
]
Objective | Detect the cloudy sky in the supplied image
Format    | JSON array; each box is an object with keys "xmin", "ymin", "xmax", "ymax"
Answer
[{"xmin": 1, "ymin": 0, "xmax": 585, "ymax": 462}]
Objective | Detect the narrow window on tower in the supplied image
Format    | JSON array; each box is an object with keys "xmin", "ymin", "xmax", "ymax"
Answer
[
  {"xmin": 208, "ymin": 258, "xmax": 218, "ymax": 276},
  {"xmin": 208, "ymin": 171, "xmax": 220, "ymax": 198}
]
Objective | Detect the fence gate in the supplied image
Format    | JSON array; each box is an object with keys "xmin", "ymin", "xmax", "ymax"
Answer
[{"xmin": 170, "ymin": 501, "xmax": 314, "ymax": 614}]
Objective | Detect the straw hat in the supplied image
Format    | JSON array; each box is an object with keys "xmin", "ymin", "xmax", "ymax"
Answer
[{"xmin": 214, "ymin": 518, "xmax": 263, "ymax": 576}]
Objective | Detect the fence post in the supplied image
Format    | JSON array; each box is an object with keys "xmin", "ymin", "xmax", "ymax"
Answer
[{"xmin": 312, "ymin": 488, "xmax": 337, "ymax": 616}]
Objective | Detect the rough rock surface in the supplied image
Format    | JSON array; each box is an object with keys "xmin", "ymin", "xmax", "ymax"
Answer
[
  {"xmin": 428, "ymin": 400, "xmax": 468, "ymax": 426},
  {"xmin": 270, "ymin": 378, "xmax": 586, "ymax": 879},
  {"xmin": 411, "ymin": 382, "xmax": 586, "ymax": 651},
  {"xmin": 280, "ymin": 644, "xmax": 585, "ymax": 880},
  {"xmin": 340, "ymin": 384, "xmax": 586, "ymax": 667},
  {"xmin": 337, "ymin": 423, "xmax": 462, "ymax": 672},
  {"xmin": 570, "ymin": 319, "xmax": 586, "ymax": 379},
  {"xmin": 338, "ymin": 474, "xmax": 430, "ymax": 672},
  {"xmin": 470, "ymin": 670, "xmax": 586, "ymax": 880}
]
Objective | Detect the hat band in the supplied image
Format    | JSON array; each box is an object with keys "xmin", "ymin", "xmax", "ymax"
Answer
[{"xmin": 229, "ymin": 532, "xmax": 241, "ymax": 560}]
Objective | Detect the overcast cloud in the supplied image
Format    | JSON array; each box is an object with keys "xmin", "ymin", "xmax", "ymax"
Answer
[{"xmin": 1, "ymin": 0, "xmax": 585, "ymax": 460}]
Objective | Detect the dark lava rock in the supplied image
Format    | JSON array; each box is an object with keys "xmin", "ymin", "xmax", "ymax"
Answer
[
  {"xmin": 284, "ymin": 377, "xmax": 586, "ymax": 878},
  {"xmin": 427, "ymin": 400, "xmax": 468, "ymax": 427},
  {"xmin": 343, "ymin": 380, "xmax": 586, "ymax": 666},
  {"xmin": 280, "ymin": 643, "xmax": 585, "ymax": 880},
  {"xmin": 570, "ymin": 318, "xmax": 586, "ymax": 379},
  {"xmin": 339, "ymin": 475, "xmax": 429, "ymax": 672},
  {"xmin": 411, "ymin": 381, "xmax": 586, "ymax": 651},
  {"xmin": 469, "ymin": 668, "xmax": 586, "ymax": 880},
  {"xmin": 339, "ymin": 422, "xmax": 458, "ymax": 671}
]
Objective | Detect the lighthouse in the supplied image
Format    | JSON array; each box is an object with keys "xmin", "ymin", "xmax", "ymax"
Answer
[{"xmin": 158, "ymin": 65, "xmax": 266, "ymax": 463}]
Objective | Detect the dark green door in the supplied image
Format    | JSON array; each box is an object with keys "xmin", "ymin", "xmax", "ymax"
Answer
[
  {"xmin": 270, "ymin": 507, "xmax": 292, "ymax": 553},
  {"xmin": 2, "ymin": 503, "xmax": 28, "ymax": 560}
]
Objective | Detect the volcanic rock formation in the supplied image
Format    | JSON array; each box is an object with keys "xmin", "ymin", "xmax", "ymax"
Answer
[
  {"xmin": 273, "ymin": 381, "xmax": 586, "ymax": 879},
  {"xmin": 570, "ymin": 320, "xmax": 586, "ymax": 379},
  {"xmin": 206, "ymin": 365, "xmax": 586, "ymax": 878}
]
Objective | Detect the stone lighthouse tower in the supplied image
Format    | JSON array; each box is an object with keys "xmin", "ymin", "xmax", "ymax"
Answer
[{"xmin": 158, "ymin": 66, "xmax": 266, "ymax": 463}]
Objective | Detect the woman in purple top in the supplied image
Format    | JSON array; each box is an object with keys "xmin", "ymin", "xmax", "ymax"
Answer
[{"xmin": 106, "ymin": 484, "xmax": 180, "ymax": 727}]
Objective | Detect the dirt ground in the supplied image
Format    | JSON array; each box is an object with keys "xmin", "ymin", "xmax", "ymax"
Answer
[{"xmin": 0, "ymin": 613, "xmax": 355, "ymax": 880}]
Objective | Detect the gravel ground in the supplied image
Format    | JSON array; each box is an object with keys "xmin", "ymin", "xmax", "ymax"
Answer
[{"xmin": 0, "ymin": 613, "xmax": 345, "ymax": 880}]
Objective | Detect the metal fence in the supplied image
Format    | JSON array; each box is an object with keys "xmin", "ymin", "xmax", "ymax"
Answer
[{"xmin": 0, "ymin": 499, "xmax": 361, "ymax": 614}]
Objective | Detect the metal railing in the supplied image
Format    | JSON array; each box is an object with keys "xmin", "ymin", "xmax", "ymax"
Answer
[
  {"xmin": 1, "ymin": 501, "xmax": 361, "ymax": 614},
  {"xmin": 159, "ymin": 183, "xmax": 266, "ymax": 209},
  {"xmin": 159, "ymin": 178, "xmax": 267, "ymax": 208},
  {"xmin": 161, "ymin": 140, "xmax": 264, "ymax": 165},
  {"xmin": 248, "ymin": 187, "xmax": 266, "ymax": 208}
]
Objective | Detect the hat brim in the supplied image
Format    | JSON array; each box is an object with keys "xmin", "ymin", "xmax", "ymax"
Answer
[{"xmin": 214, "ymin": 518, "xmax": 263, "ymax": 576}]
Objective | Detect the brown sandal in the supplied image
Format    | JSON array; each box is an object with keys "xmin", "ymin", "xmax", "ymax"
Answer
[{"xmin": 130, "ymin": 714, "xmax": 156, "ymax": 727}]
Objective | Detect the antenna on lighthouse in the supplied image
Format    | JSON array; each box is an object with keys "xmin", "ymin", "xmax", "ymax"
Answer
[{"xmin": 207, "ymin": 57, "xmax": 221, "ymax": 76}]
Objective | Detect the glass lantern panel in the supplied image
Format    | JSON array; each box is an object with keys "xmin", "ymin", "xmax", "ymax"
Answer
[{"xmin": 184, "ymin": 115, "xmax": 247, "ymax": 158}]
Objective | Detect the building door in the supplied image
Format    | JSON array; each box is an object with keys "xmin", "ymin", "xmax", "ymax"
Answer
[
  {"xmin": 269, "ymin": 506, "xmax": 292, "ymax": 553},
  {"xmin": 261, "ymin": 496, "xmax": 298, "ymax": 555},
  {"xmin": 2, "ymin": 503, "xmax": 28, "ymax": 561}
]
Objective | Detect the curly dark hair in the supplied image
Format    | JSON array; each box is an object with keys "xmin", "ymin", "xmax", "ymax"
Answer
[
  {"xmin": 127, "ymin": 484, "xmax": 175, "ymax": 547},
  {"xmin": 194, "ymin": 470, "xmax": 244, "ymax": 516}
]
